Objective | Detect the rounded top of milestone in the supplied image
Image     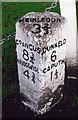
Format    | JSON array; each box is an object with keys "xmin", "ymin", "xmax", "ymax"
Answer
[{"xmin": 18, "ymin": 12, "xmax": 66, "ymax": 46}]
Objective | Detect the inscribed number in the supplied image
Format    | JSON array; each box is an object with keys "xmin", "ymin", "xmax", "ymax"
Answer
[{"xmin": 32, "ymin": 23, "xmax": 50, "ymax": 35}]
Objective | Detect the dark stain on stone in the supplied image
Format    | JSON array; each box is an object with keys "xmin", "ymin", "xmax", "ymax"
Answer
[
  {"xmin": 50, "ymin": 85, "xmax": 63, "ymax": 107},
  {"xmin": 20, "ymin": 92, "xmax": 31, "ymax": 103},
  {"xmin": 38, "ymin": 85, "xmax": 64, "ymax": 110},
  {"xmin": 38, "ymin": 87, "xmax": 52, "ymax": 110}
]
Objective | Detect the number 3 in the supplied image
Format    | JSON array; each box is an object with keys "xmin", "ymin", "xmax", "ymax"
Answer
[{"xmin": 32, "ymin": 24, "xmax": 41, "ymax": 34}]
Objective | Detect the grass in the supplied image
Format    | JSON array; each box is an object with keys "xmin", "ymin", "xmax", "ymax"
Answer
[
  {"xmin": 2, "ymin": 82, "xmax": 19, "ymax": 98},
  {"xmin": 0, "ymin": 46, "xmax": 2, "ymax": 101}
]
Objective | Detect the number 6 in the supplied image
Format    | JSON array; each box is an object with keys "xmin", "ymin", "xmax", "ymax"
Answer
[{"xmin": 51, "ymin": 51, "xmax": 57, "ymax": 62}]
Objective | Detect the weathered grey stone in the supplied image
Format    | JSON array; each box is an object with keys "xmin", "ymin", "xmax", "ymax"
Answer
[{"xmin": 15, "ymin": 11, "xmax": 67, "ymax": 114}]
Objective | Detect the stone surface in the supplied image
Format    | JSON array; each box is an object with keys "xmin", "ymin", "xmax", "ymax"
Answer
[{"xmin": 15, "ymin": 11, "xmax": 67, "ymax": 114}]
